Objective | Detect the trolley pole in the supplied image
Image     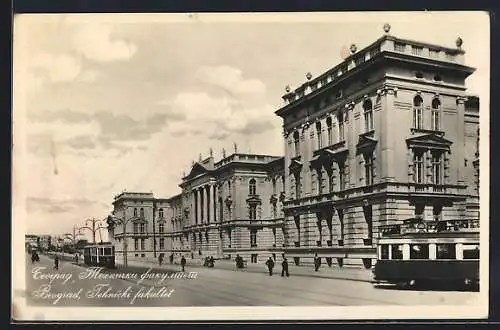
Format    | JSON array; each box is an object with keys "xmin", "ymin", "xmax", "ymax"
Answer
[
  {"xmin": 79, "ymin": 218, "xmax": 106, "ymax": 244},
  {"xmin": 108, "ymin": 212, "xmax": 131, "ymax": 268}
]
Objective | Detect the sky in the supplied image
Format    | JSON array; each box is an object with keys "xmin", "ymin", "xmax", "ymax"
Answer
[{"xmin": 13, "ymin": 12, "xmax": 489, "ymax": 239}]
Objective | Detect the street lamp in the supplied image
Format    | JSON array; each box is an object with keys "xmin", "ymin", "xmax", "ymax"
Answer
[
  {"xmin": 107, "ymin": 211, "xmax": 132, "ymax": 267},
  {"xmin": 79, "ymin": 218, "xmax": 107, "ymax": 244}
]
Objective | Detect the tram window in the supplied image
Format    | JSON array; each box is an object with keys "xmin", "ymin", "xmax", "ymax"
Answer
[
  {"xmin": 104, "ymin": 248, "xmax": 112, "ymax": 255},
  {"xmin": 436, "ymin": 244, "xmax": 456, "ymax": 259},
  {"xmin": 463, "ymin": 244, "xmax": 480, "ymax": 259},
  {"xmin": 391, "ymin": 244, "xmax": 403, "ymax": 259},
  {"xmin": 410, "ymin": 244, "xmax": 429, "ymax": 259},
  {"xmin": 380, "ymin": 245, "xmax": 389, "ymax": 259}
]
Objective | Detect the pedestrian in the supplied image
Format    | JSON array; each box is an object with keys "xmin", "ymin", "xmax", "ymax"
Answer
[
  {"xmin": 314, "ymin": 253, "xmax": 321, "ymax": 272},
  {"xmin": 265, "ymin": 257, "xmax": 275, "ymax": 276},
  {"xmin": 75, "ymin": 253, "xmax": 79, "ymax": 265},
  {"xmin": 169, "ymin": 253, "xmax": 174, "ymax": 264},
  {"xmin": 281, "ymin": 257, "xmax": 289, "ymax": 277},
  {"xmin": 181, "ymin": 255, "xmax": 186, "ymax": 272},
  {"xmin": 209, "ymin": 256, "xmax": 215, "ymax": 268},
  {"xmin": 54, "ymin": 255, "xmax": 59, "ymax": 270},
  {"xmin": 158, "ymin": 254, "xmax": 163, "ymax": 266}
]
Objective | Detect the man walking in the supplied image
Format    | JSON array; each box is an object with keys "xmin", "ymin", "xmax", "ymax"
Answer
[
  {"xmin": 281, "ymin": 257, "xmax": 289, "ymax": 277},
  {"xmin": 265, "ymin": 257, "xmax": 275, "ymax": 276},
  {"xmin": 314, "ymin": 253, "xmax": 321, "ymax": 272},
  {"xmin": 54, "ymin": 255, "xmax": 59, "ymax": 270},
  {"xmin": 181, "ymin": 255, "xmax": 186, "ymax": 272}
]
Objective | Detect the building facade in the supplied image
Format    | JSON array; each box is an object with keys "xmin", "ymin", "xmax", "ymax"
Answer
[
  {"xmin": 275, "ymin": 26, "xmax": 480, "ymax": 267},
  {"xmin": 108, "ymin": 152, "xmax": 286, "ymax": 263},
  {"xmin": 107, "ymin": 26, "xmax": 480, "ymax": 268}
]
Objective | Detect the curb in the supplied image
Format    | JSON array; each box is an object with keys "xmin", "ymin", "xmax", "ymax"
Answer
[{"xmin": 116, "ymin": 261, "xmax": 375, "ymax": 284}]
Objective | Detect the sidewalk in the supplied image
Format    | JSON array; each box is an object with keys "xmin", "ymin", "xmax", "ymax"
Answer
[{"xmin": 116, "ymin": 257, "xmax": 375, "ymax": 283}]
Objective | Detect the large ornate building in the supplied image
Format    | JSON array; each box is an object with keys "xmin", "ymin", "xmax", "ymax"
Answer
[
  {"xmin": 276, "ymin": 24, "xmax": 479, "ymax": 267},
  {"xmin": 107, "ymin": 25, "xmax": 480, "ymax": 268},
  {"xmin": 108, "ymin": 150, "xmax": 286, "ymax": 263}
]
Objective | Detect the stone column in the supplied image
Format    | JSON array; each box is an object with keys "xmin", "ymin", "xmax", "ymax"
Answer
[
  {"xmin": 207, "ymin": 185, "xmax": 211, "ymax": 223},
  {"xmin": 213, "ymin": 183, "xmax": 217, "ymax": 223},
  {"xmin": 197, "ymin": 188, "xmax": 202, "ymax": 224},
  {"xmin": 193, "ymin": 189, "xmax": 198, "ymax": 225}
]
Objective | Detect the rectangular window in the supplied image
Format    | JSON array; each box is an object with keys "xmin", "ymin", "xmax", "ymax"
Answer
[
  {"xmin": 338, "ymin": 116, "xmax": 345, "ymax": 142},
  {"xmin": 436, "ymin": 244, "xmax": 456, "ymax": 259},
  {"xmin": 295, "ymin": 177, "xmax": 301, "ymax": 199},
  {"xmin": 380, "ymin": 245, "xmax": 389, "ymax": 260},
  {"xmin": 272, "ymin": 205, "xmax": 277, "ymax": 219},
  {"xmin": 249, "ymin": 206, "xmax": 257, "ymax": 220},
  {"xmin": 364, "ymin": 154, "xmax": 374, "ymax": 186},
  {"xmin": 159, "ymin": 238, "xmax": 165, "ymax": 250},
  {"xmin": 364, "ymin": 108, "xmax": 373, "ymax": 132},
  {"xmin": 391, "ymin": 245, "xmax": 403, "ymax": 260},
  {"xmin": 294, "ymin": 136, "xmax": 300, "ymax": 157},
  {"xmin": 414, "ymin": 152, "xmax": 424, "ymax": 184},
  {"xmin": 339, "ymin": 162, "xmax": 346, "ymax": 190},
  {"xmin": 159, "ymin": 223, "xmax": 164, "ymax": 233},
  {"xmin": 317, "ymin": 170, "xmax": 323, "ymax": 195},
  {"xmin": 250, "ymin": 230, "xmax": 257, "ymax": 247},
  {"xmin": 463, "ymin": 244, "xmax": 480, "ymax": 259},
  {"xmin": 413, "ymin": 107, "xmax": 423, "ymax": 129},
  {"xmin": 134, "ymin": 239, "xmax": 139, "ymax": 250},
  {"xmin": 410, "ymin": 244, "xmax": 429, "ymax": 259},
  {"xmin": 140, "ymin": 239, "xmax": 145, "ymax": 250},
  {"xmin": 431, "ymin": 110, "xmax": 440, "ymax": 131},
  {"xmin": 140, "ymin": 223, "xmax": 145, "ymax": 233},
  {"xmin": 432, "ymin": 153, "xmax": 442, "ymax": 185},
  {"xmin": 327, "ymin": 126, "xmax": 332, "ymax": 145}
]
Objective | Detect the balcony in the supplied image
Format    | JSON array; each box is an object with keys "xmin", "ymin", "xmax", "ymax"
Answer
[
  {"xmin": 379, "ymin": 218, "xmax": 479, "ymax": 237},
  {"xmin": 220, "ymin": 219, "xmax": 284, "ymax": 229}
]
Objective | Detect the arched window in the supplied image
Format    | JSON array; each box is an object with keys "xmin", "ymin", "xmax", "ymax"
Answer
[
  {"xmin": 140, "ymin": 207, "xmax": 144, "ymax": 218},
  {"xmin": 316, "ymin": 121, "xmax": 322, "ymax": 149},
  {"xmin": 431, "ymin": 98, "xmax": 441, "ymax": 131},
  {"xmin": 249, "ymin": 178, "xmax": 256, "ymax": 195},
  {"xmin": 363, "ymin": 99, "xmax": 374, "ymax": 132},
  {"xmin": 158, "ymin": 208, "xmax": 164, "ymax": 219},
  {"xmin": 413, "ymin": 95, "xmax": 423, "ymax": 129},
  {"xmin": 293, "ymin": 131, "xmax": 300, "ymax": 157},
  {"xmin": 326, "ymin": 117, "xmax": 333, "ymax": 145},
  {"xmin": 133, "ymin": 208, "xmax": 138, "ymax": 217}
]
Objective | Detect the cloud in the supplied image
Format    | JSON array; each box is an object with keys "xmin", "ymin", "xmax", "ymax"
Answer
[
  {"xmin": 27, "ymin": 109, "xmax": 172, "ymax": 154},
  {"xmin": 27, "ymin": 197, "xmax": 105, "ymax": 214},
  {"xmin": 195, "ymin": 65, "xmax": 267, "ymax": 95},
  {"xmin": 72, "ymin": 23, "xmax": 137, "ymax": 62},
  {"xmin": 65, "ymin": 135, "xmax": 96, "ymax": 150},
  {"xmin": 29, "ymin": 108, "xmax": 92, "ymax": 123}
]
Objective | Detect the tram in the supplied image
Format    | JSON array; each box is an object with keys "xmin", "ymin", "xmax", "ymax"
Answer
[
  {"xmin": 83, "ymin": 242, "xmax": 116, "ymax": 268},
  {"xmin": 373, "ymin": 218, "xmax": 479, "ymax": 287}
]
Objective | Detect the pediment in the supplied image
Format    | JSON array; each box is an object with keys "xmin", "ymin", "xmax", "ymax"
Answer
[
  {"xmin": 288, "ymin": 159, "xmax": 303, "ymax": 173},
  {"xmin": 406, "ymin": 133, "xmax": 453, "ymax": 150},
  {"xmin": 185, "ymin": 162, "xmax": 209, "ymax": 179},
  {"xmin": 356, "ymin": 135, "xmax": 378, "ymax": 154}
]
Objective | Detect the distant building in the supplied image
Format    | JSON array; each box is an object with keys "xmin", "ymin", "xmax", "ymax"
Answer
[{"xmin": 108, "ymin": 152, "xmax": 285, "ymax": 262}]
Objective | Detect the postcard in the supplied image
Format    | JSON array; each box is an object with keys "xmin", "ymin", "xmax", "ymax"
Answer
[{"xmin": 12, "ymin": 11, "xmax": 490, "ymax": 321}]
